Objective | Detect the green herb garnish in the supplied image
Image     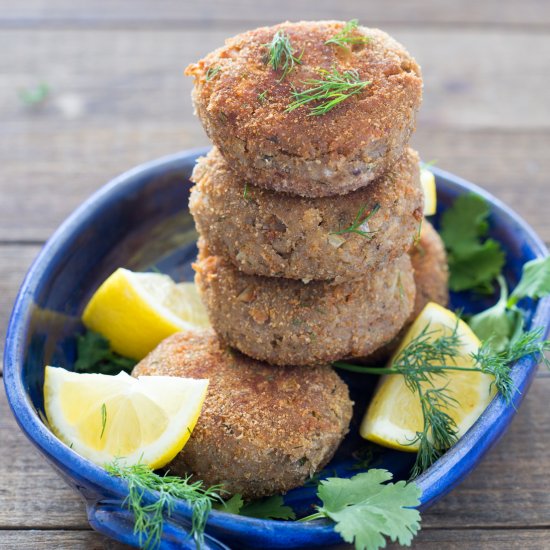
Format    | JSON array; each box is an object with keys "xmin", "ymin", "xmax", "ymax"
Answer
[
  {"xmin": 258, "ymin": 90, "xmax": 268, "ymax": 104},
  {"xmin": 243, "ymin": 182, "xmax": 250, "ymax": 201},
  {"xmin": 335, "ymin": 319, "xmax": 549, "ymax": 477},
  {"xmin": 325, "ymin": 20, "xmax": 369, "ymax": 52},
  {"xmin": 75, "ymin": 331, "xmax": 136, "ymax": 375},
  {"xmin": 100, "ymin": 403, "xmax": 107, "ymax": 439},
  {"xmin": 286, "ymin": 68, "xmax": 371, "ymax": 116},
  {"xmin": 205, "ymin": 66, "xmax": 221, "ymax": 81},
  {"xmin": 243, "ymin": 496, "xmax": 296, "ymax": 520},
  {"xmin": 469, "ymin": 257, "xmax": 550, "ymax": 352},
  {"xmin": 263, "ymin": 30, "xmax": 302, "ymax": 80},
  {"xmin": 330, "ymin": 203, "xmax": 380, "ymax": 238},
  {"xmin": 105, "ymin": 460, "xmax": 225, "ymax": 550},
  {"xmin": 300, "ymin": 469, "xmax": 421, "ymax": 550},
  {"xmin": 440, "ymin": 193, "xmax": 506, "ymax": 293},
  {"xmin": 19, "ymin": 82, "xmax": 50, "ymax": 105}
]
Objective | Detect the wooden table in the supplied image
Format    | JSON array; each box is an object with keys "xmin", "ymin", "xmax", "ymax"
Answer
[{"xmin": 1, "ymin": 1, "xmax": 549, "ymax": 548}]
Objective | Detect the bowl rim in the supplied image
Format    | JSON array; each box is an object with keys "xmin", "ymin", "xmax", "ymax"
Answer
[{"xmin": 4, "ymin": 150, "xmax": 550, "ymax": 545}]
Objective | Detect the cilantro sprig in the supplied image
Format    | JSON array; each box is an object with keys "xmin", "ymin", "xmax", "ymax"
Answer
[
  {"xmin": 440, "ymin": 193, "xmax": 506, "ymax": 293},
  {"xmin": 301, "ymin": 470, "xmax": 421, "ymax": 550},
  {"xmin": 217, "ymin": 494, "xmax": 296, "ymax": 520},
  {"xmin": 469, "ymin": 256, "xmax": 550, "ymax": 352}
]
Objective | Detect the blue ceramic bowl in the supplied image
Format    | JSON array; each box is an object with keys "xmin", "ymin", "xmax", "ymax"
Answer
[{"xmin": 4, "ymin": 148, "xmax": 550, "ymax": 550}]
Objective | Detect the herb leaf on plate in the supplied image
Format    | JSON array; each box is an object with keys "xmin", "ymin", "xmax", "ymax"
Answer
[
  {"xmin": 106, "ymin": 460, "xmax": 225, "ymax": 550},
  {"xmin": 469, "ymin": 257, "xmax": 550, "ymax": 352},
  {"xmin": 507, "ymin": 256, "xmax": 550, "ymax": 307},
  {"xmin": 74, "ymin": 330, "xmax": 136, "ymax": 375},
  {"xmin": 241, "ymin": 495, "xmax": 296, "ymax": 520},
  {"xmin": 302, "ymin": 469, "xmax": 421, "ymax": 550},
  {"xmin": 440, "ymin": 193, "xmax": 505, "ymax": 293}
]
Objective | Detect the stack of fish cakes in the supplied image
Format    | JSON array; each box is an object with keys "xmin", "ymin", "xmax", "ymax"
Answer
[
  {"xmin": 187, "ymin": 20, "xmax": 448, "ymax": 366},
  {"xmin": 145, "ymin": 20, "xmax": 449, "ymax": 498}
]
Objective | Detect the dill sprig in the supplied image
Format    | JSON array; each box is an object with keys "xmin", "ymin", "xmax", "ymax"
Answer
[
  {"xmin": 334, "ymin": 324, "xmax": 550, "ymax": 477},
  {"xmin": 105, "ymin": 460, "xmax": 225, "ymax": 550},
  {"xmin": 258, "ymin": 90, "xmax": 268, "ymax": 104},
  {"xmin": 330, "ymin": 203, "xmax": 380, "ymax": 238},
  {"xmin": 100, "ymin": 403, "xmax": 107, "ymax": 440},
  {"xmin": 205, "ymin": 66, "xmax": 221, "ymax": 82},
  {"xmin": 325, "ymin": 19, "xmax": 369, "ymax": 51},
  {"xmin": 286, "ymin": 68, "xmax": 371, "ymax": 115},
  {"xmin": 263, "ymin": 30, "xmax": 302, "ymax": 80}
]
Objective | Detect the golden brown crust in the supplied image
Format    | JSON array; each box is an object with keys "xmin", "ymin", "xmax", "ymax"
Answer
[
  {"xmin": 194, "ymin": 242, "xmax": 415, "ymax": 366},
  {"xmin": 410, "ymin": 220, "xmax": 449, "ymax": 317},
  {"xmin": 190, "ymin": 147, "xmax": 423, "ymax": 282},
  {"xmin": 359, "ymin": 220, "xmax": 449, "ymax": 363},
  {"xmin": 133, "ymin": 330, "xmax": 353, "ymax": 498},
  {"xmin": 186, "ymin": 21, "xmax": 422, "ymax": 196}
]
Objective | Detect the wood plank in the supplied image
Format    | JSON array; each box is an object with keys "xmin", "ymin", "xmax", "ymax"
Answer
[
  {"xmin": 0, "ymin": 530, "xmax": 130, "ymax": 549},
  {"xmin": 2, "ymin": 28, "xmax": 550, "ymax": 130},
  {"xmin": 388, "ymin": 529, "xmax": 550, "ymax": 549},
  {"xmin": 1, "ymin": 126, "xmax": 549, "ymax": 243},
  {"xmin": 1, "ymin": 0, "xmax": 549, "ymax": 28},
  {"xmin": 1, "ymin": 29, "xmax": 549, "ymax": 240},
  {"xmin": 0, "ymin": 528, "xmax": 549, "ymax": 550},
  {"xmin": 0, "ymin": 246, "xmax": 41, "ymax": 359},
  {"xmin": 2, "ymin": 376, "xmax": 549, "ymax": 530}
]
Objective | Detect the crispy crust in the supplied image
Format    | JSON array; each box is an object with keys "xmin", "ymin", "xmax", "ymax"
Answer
[
  {"xmin": 190, "ymin": 147, "xmax": 423, "ymax": 282},
  {"xmin": 410, "ymin": 220, "xmax": 449, "ymax": 318},
  {"xmin": 194, "ymin": 242, "xmax": 415, "ymax": 366},
  {"xmin": 132, "ymin": 330, "xmax": 353, "ymax": 498},
  {"xmin": 360, "ymin": 220, "xmax": 449, "ymax": 362},
  {"xmin": 186, "ymin": 21, "xmax": 422, "ymax": 197}
]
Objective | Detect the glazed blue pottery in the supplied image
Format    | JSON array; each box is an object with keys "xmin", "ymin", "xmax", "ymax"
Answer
[{"xmin": 4, "ymin": 148, "xmax": 550, "ymax": 549}]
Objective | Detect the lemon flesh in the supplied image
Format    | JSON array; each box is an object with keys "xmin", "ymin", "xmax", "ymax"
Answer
[
  {"xmin": 421, "ymin": 168, "xmax": 437, "ymax": 216},
  {"xmin": 360, "ymin": 302, "xmax": 496, "ymax": 452},
  {"xmin": 44, "ymin": 366, "xmax": 208, "ymax": 468},
  {"xmin": 82, "ymin": 268, "xmax": 210, "ymax": 360}
]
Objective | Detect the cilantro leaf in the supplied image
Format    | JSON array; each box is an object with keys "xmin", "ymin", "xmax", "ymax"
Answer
[
  {"xmin": 240, "ymin": 495, "xmax": 296, "ymax": 520},
  {"xmin": 307, "ymin": 469, "xmax": 421, "ymax": 550},
  {"xmin": 470, "ymin": 257, "xmax": 550, "ymax": 352},
  {"xmin": 508, "ymin": 256, "xmax": 550, "ymax": 307},
  {"xmin": 215, "ymin": 494, "xmax": 244, "ymax": 514},
  {"xmin": 440, "ymin": 193, "xmax": 505, "ymax": 293},
  {"xmin": 74, "ymin": 331, "xmax": 136, "ymax": 375},
  {"xmin": 469, "ymin": 276, "xmax": 514, "ymax": 352}
]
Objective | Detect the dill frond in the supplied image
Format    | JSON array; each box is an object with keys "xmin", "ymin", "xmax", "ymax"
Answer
[
  {"xmin": 325, "ymin": 19, "xmax": 370, "ymax": 51},
  {"xmin": 335, "ymin": 323, "xmax": 550, "ymax": 477},
  {"xmin": 263, "ymin": 30, "xmax": 302, "ymax": 80},
  {"xmin": 100, "ymin": 403, "xmax": 107, "ymax": 440},
  {"xmin": 105, "ymin": 460, "xmax": 225, "ymax": 550},
  {"xmin": 330, "ymin": 203, "xmax": 380, "ymax": 238},
  {"xmin": 205, "ymin": 66, "xmax": 221, "ymax": 82},
  {"xmin": 286, "ymin": 68, "xmax": 371, "ymax": 116}
]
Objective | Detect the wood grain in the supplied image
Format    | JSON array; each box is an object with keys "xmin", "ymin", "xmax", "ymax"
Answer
[
  {"xmin": 2, "ymin": 529, "xmax": 549, "ymax": 550},
  {"xmin": 0, "ymin": 246, "xmax": 40, "ymax": 358},
  {"xmin": 2, "ymin": 377, "xmax": 549, "ymax": 532},
  {"xmin": 1, "ymin": 28, "xmax": 549, "ymax": 241},
  {"xmin": 0, "ymin": 530, "xmax": 130, "ymax": 549},
  {"xmin": 2, "ymin": 2, "xmax": 550, "ymax": 548},
  {"xmin": 1, "ymin": 0, "xmax": 549, "ymax": 28}
]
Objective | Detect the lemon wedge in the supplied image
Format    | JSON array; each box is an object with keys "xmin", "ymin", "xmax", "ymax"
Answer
[
  {"xmin": 82, "ymin": 268, "xmax": 210, "ymax": 360},
  {"xmin": 44, "ymin": 366, "xmax": 208, "ymax": 468},
  {"xmin": 360, "ymin": 302, "xmax": 496, "ymax": 451},
  {"xmin": 421, "ymin": 168, "xmax": 437, "ymax": 216}
]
